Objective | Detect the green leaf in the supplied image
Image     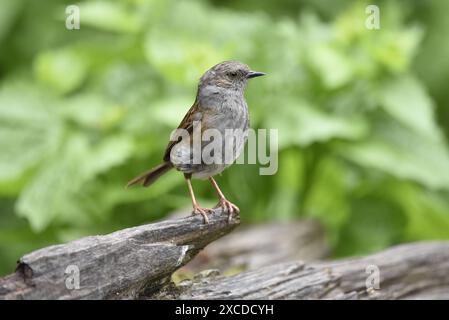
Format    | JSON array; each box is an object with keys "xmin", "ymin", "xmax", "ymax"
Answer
[
  {"xmin": 371, "ymin": 26, "xmax": 423, "ymax": 73},
  {"xmin": 0, "ymin": 83, "xmax": 62, "ymax": 182},
  {"xmin": 143, "ymin": 1, "xmax": 267, "ymax": 85},
  {"xmin": 305, "ymin": 158, "xmax": 350, "ymax": 244},
  {"xmin": 335, "ymin": 195, "xmax": 407, "ymax": 256},
  {"xmin": 62, "ymin": 94, "xmax": 126, "ymax": 130},
  {"xmin": 340, "ymin": 124, "xmax": 449, "ymax": 190},
  {"xmin": 83, "ymin": 135, "xmax": 134, "ymax": 177},
  {"xmin": 268, "ymin": 99, "xmax": 368, "ymax": 148},
  {"xmin": 144, "ymin": 30, "xmax": 229, "ymax": 85},
  {"xmin": 267, "ymin": 148, "xmax": 303, "ymax": 220},
  {"xmin": 76, "ymin": 1, "xmax": 141, "ymax": 33},
  {"xmin": 379, "ymin": 76, "xmax": 441, "ymax": 140},
  {"xmin": 0, "ymin": 0, "xmax": 23, "ymax": 44},
  {"xmin": 151, "ymin": 96, "xmax": 194, "ymax": 127},
  {"xmin": 307, "ymin": 44, "xmax": 353, "ymax": 89},
  {"xmin": 389, "ymin": 183, "xmax": 449, "ymax": 240},
  {"xmin": 16, "ymin": 134, "xmax": 133, "ymax": 231},
  {"xmin": 34, "ymin": 47, "xmax": 88, "ymax": 95}
]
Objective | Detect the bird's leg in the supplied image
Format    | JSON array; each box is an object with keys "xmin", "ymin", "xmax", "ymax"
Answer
[
  {"xmin": 185, "ymin": 176, "xmax": 212, "ymax": 224},
  {"xmin": 209, "ymin": 177, "xmax": 240, "ymax": 222}
]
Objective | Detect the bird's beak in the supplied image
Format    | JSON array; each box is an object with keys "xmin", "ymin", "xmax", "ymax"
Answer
[{"xmin": 246, "ymin": 71, "xmax": 266, "ymax": 79}]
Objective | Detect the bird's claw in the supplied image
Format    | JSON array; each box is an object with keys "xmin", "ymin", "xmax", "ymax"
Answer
[
  {"xmin": 192, "ymin": 205, "xmax": 213, "ymax": 224},
  {"xmin": 215, "ymin": 198, "xmax": 240, "ymax": 222}
]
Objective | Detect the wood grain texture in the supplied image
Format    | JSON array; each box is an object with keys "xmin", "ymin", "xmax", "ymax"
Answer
[
  {"xmin": 176, "ymin": 219, "xmax": 329, "ymax": 274},
  {"xmin": 0, "ymin": 208, "xmax": 239, "ymax": 300},
  {"xmin": 1, "ymin": 209, "xmax": 448, "ymax": 300},
  {"xmin": 153, "ymin": 242, "xmax": 449, "ymax": 300}
]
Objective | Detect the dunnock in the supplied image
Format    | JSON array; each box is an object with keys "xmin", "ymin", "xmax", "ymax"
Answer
[{"xmin": 127, "ymin": 61, "xmax": 265, "ymax": 223}]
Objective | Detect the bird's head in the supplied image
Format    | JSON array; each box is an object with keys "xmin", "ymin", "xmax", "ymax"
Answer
[{"xmin": 199, "ymin": 61, "xmax": 265, "ymax": 92}]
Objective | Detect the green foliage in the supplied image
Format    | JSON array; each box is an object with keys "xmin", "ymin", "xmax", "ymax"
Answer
[
  {"xmin": 1, "ymin": 0, "xmax": 449, "ymax": 275},
  {"xmin": 34, "ymin": 47, "xmax": 89, "ymax": 94},
  {"xmin": 0, "ymin": 83, "xmax": 62, "ymax": 182}
]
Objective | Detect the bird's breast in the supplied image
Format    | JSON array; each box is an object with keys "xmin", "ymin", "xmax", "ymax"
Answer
[
  {"xmin": 170, "ymin": 89, "xmax": 249, "ymax": 178},
  {"xmin": 202, "ymin": 94, "xmax": 249, "ymax": 132}
]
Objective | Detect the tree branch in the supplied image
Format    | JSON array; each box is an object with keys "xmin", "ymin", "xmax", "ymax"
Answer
[{"xmin": 0, "ymin": 208, "xmax": 239, "ymax": 300}]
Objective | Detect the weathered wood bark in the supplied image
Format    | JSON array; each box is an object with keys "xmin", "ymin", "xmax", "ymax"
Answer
[
  {"xmin": 0, "ymin": 208, "xmax": 239, "ymax": 300},
  {"xmin": 152, "ymin": 242, "xmax": 449, "ymax": 300},
  {"xmin": 1, "ymin": 208, "xmax": 448, "ymax": 300},
  {"xmin": 176, "ymin": 219, "xmax": 329, "ymax": 274}
]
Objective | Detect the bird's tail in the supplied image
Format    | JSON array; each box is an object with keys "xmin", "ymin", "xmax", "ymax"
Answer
[{"xmin": 126, "ymin": 162, "xmax": 173, "ymax": 188}]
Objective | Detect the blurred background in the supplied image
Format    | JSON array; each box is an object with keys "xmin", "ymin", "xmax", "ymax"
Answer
[{"xmin": 1, "ymin": 0, "xmax": 449, "ymax": 276}]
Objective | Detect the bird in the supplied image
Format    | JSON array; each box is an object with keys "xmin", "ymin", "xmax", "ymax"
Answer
[{"xmin": 127, "ymin": 61, "xmax": 265, "ymax": 223}]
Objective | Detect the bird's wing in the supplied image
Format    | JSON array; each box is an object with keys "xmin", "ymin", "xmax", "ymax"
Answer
[{"xmin": 163, "ymin": 100, "xmax": 203, "ymax": 162}]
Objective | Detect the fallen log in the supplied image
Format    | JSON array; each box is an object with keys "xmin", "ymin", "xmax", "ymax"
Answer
[
  {"xmin": 0, "ymin": 208, "xmax": 239, "ymax": 300},
  {"xmin": 175, "ymin": 219, "xmax": 329, "ymax": 275},
  {"xmin": 152, "ymin": 241, "xmax": 449, "ymax": 300},
  {"xmin": 2, "ymin": 209, "xmax": 448, "ymax": 300}
]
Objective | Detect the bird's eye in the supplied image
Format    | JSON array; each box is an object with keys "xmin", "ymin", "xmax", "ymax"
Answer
[{"xmin": 229, "ymin": 71, "xmax": 237, "ymax": 77}]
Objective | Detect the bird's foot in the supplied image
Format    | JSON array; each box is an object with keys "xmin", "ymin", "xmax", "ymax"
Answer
[
  {"xmin": 192, "ymin": 205, "xmax": 214, "ymax": 224},
  {"xmin": 215, "ymin": 198, "xmax": 240, "ymax": 222}
]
